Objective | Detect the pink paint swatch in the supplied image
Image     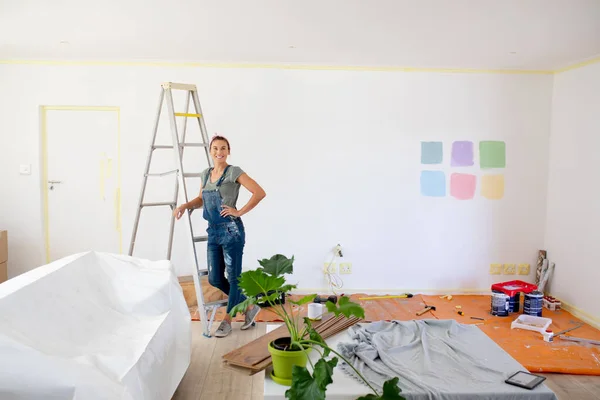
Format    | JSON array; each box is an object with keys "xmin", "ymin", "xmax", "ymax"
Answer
[{"xmin": 450, "ymin": 173, "xmax": 476, "ymax": 200}]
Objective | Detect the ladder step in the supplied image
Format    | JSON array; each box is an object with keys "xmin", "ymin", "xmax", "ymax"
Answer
[
  {"xmin": 175, "ymin": 113, "xmax": 202, "ymax": 118},
  {"xmin": 193, "ymin": 235, "xmax": 208, "ymax": 242},
  {"xmin": 182, "ymin": 143, "xmax": 208, "ymax": 147},
  {"xmin": 161, "ymin": 82, "xmax": 197, "ymax": 91},
  {"xmin": 205, "ymin": 299, "xmax": 228, "ymax": 308},
  {"xmin": 198, "ymin": 269, "xmax": 208, "ymax": 276},
  {"xmin": 141, "ymin": 202, "xmax": 176, "ymax": 207},
  {"xmin": 152, "ymin": 143, "xmax": 207, "ymax": 150},
  {"xmin": 145, "ymin": 170, "xmax": 178, "ymax": 177},
  {"xmin": 184, "ymin": 173, "xmax": 203, "ymax": 178}
]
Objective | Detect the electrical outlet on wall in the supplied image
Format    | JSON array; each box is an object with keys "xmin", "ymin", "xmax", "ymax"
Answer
[
  {"xmin": 323, "ymin": 263, "xmax": 336, "ymax": 274},
  {"xmin": 518, "ymin": 263, "xmax": 530, "ymax": 275},
  {"xmin": 339, "ymin": 263, "xmax": 352, "ymax": 274},
  {"xmin": 503, "ymin": 263, "xmax": 516, "ymax": 275},
  {"xmin": 490, "ymin": 264, "xmax": 502, "ymax": 275}
]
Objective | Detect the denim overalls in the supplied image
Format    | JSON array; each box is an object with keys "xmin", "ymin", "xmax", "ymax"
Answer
[{"xmin": 202, "ymin": 165, "xmax": 246, "ymax": 313}]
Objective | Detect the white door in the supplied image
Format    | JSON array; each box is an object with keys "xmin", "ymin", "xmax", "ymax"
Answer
[{"xmin": 44, "ymin": 109, "xmax": 121, "ymax": 262}]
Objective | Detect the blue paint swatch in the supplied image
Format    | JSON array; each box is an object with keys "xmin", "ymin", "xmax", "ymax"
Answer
[
  {"xmin": 421, "ymin": 141, "xmax": 443, "ymax": 164},
  {"xmin": 420, "ymin": 171, "xmax": 446, "ymax": 197}
]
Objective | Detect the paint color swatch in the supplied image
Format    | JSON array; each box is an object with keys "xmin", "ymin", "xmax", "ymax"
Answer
[
  {"xmin": 450, "ymin": 173, "xmax": 476, "ymax": 200},
  {"xmin": 420, "ymin": 171, "xmax": 446, "ymax": 197},
  {"xmin": 480, "ymin": 141, "xmax": 506, "ymax": 169},
  {"xmin": 451, "ymin": 141, "xmax": 474, "ymax": 167},
  {"xmin": 421, "ymin": 141, "xmax": 443, "ymax": 164},
  {"xmin": 481, "ymin": 174, "xmax": 505, "ymax": 199}
]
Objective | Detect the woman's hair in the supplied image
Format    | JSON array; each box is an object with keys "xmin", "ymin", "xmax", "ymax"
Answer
[{"xmin": 210, "ymin": 135, "xmax": 230, "ymax": 150}]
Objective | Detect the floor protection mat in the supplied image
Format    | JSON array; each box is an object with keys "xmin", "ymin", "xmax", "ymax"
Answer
[
  {"xmin": 190, "ymin": 293, "xmax": 600, "ymax": 376},
  {"xmin": 421, "ymin": 295, "xmax": 600, "ymax": 376}
]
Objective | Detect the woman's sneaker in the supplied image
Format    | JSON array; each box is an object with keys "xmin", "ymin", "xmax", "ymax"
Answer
[
  {"xmin": 241, "ymin": 306, "xmax": 260, "ymax": 330},
  {"xmin": 214, "ymin": 320, "xmax": 232, "ymax": 338}
]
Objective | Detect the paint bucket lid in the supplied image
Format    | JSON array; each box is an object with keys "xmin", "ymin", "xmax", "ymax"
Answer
[{"xmin": 528, "ymin": 291, "xmax": 543, "ymax": 297}]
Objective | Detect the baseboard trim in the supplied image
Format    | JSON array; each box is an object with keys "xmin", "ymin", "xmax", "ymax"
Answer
[{"xmin": 557, "ymin": 299, "xmax": 600, "ymax": 330}]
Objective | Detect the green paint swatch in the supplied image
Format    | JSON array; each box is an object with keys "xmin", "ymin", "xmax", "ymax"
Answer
[{"xmin": 479, "ymin": 141, "xmax": 505, "ymax": 168}]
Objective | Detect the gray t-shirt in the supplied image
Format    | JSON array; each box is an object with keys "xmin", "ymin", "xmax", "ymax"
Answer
[{"xmin": 201, "ymin": 165, "xmax": 245, "ymax": 208}]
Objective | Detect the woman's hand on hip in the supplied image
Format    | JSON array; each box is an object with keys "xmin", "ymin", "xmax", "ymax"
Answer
[{"xmin": 220, "ymin": 205, "xmax": 241, "ymax": 218}]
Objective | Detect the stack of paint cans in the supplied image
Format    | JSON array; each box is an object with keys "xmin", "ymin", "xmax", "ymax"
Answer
[
  {"xmin": 524, "ymin": 291, "xmax": 544, "ymax": 316},
  {"xmin": 491, "ymin": 290, "xmax": 510, "ymax": 316},
  {"xmin": 490, "ymin": 280, "xmax": 540, "ymax": 317}
]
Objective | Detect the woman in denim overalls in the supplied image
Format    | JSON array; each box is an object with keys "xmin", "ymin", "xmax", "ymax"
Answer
[{"xmin": 174, "ymin": 135, "xmax": 266, "ymax": 337}]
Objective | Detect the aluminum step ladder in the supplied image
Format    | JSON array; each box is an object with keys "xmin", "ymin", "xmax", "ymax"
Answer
[{"xmin": 129, "ymin": 82, "xmax": 227, "ymax": 338}]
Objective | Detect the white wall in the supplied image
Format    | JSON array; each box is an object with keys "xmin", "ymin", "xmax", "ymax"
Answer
[
  {"xmin": 545, "ymin": 63, "xmax": 600, "ymax": 320},
  {"xmin": 0, "ymin": 64, "xmax": 553, "ymax": 292}
]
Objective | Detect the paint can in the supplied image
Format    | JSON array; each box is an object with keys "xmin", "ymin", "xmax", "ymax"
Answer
[
  {"xmin": 509, "ymin": 292, "xmax": 520, "ymax": 313},
  {"xmin": 524, "ymin": 291, "xmax": 543, "ymax": 317},
  {"xmin": 308, "ymin": 303, "xmax": 324, "ymax": 320},
  {"xmin": 491, "ymin": 291, "xmax": 510, "ymax": 317}
]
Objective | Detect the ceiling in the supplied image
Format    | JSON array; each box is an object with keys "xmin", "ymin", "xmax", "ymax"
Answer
[{"xmin": 1, "ymin": 0, "xmax": 600, "ymax": 71}]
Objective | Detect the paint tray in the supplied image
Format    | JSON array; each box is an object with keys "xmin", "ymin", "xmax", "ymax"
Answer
[
  {"xmin": 511, "ymin": 314, "xmax": 552, "ymax": 334},
  {"xmin": 491, "ymin": 280, "xmax": 538, "ymax": 297}
]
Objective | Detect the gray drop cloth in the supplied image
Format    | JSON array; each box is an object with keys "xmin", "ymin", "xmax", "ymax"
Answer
[{"xmin": 336, "ymin": 320, "xmax": 557, "ymax": 400}]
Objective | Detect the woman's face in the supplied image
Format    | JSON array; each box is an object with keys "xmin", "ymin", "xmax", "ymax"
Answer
[{"xmin": 211, "ymin": 140, "xmax": 230, "ymax": 163}]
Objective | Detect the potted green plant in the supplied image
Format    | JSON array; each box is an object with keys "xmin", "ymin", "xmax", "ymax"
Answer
[{"xmin": 230, "ymin": 254, "xmax": 405, "ymax": 400}]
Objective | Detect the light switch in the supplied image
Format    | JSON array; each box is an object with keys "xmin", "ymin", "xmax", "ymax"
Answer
[{"xmin": 19, "ymin": 164, "xmax": 31, "ymax": 175}]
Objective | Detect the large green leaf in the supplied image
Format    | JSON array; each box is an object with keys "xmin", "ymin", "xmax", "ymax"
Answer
[
  {"xmin": 229, "ymin": 297, "xmax": 256, "ymax": 317},
  {"xmin": 284, "ymin": 357, "xmax": 339, "ymax": 400},
  {"xmin": 238, "ymin": 269, "xmax": 285, "ymax": 297},
  {"xmin": 325, "ymin": 296, "xmax": 365, "ymax": 319},
  {"xmin": 278, "ymin": 284, "xmax": 298, "ymax": 294},
  {"xmin": 289, "ymin": 294, "xmax": 317, "ymax": 306},
  {"xmin": 258, "ymin": 254, "xmax": 294, "ymax": 276},
  {"xmin": 256, "ymin": 290, "xmax": 287, "ymax": 306},
  {"xmin": 356, "ymin": 377, "xmax": 405, "ymax": 400}
]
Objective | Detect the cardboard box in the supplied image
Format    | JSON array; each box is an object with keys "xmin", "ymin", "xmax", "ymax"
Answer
[
  {"xmin": 0, "ymin": 230, "xmax": 6, "ymax": 264},
  {"xmin": 0, "ymin": 262, "xmax": 6, "ymax": 284},
  {"xmin": 0, "ymin": 230, "xmax": 7, "ymax": 284}
]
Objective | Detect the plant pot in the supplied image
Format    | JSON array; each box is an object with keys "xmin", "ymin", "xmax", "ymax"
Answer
[{"xmin": 268, "ymin": 337, "xmax": 311, "ymax": 386}]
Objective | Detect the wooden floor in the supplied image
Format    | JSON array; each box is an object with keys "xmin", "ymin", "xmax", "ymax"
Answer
[{"xmin": 172, "ymin": 322, "xmax": 600, "ymax": 400}]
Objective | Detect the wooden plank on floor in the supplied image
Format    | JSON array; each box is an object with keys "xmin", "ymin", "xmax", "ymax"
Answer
[
  {"xmin": 199, "ymin": 322, "xmax": 261, "ymax": 400},
  {"xmin": 172, "ymin": 323, "xmax": 217, "ymax": 400}
]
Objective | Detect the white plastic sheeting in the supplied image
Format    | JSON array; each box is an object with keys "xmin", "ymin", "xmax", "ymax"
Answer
[{"xmin": 0, "ymin": 251, "xmax": 192, "ymax": 400}]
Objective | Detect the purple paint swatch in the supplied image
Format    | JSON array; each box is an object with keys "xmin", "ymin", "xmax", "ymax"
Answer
[{"xmin": 451, "ymin": 141, "xmax": 474, "ymax": 167}]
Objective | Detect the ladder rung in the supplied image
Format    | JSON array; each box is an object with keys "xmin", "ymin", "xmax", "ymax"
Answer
[
  {"xmin": 153, "ymin": 143, "xmax": 207, "ymax": 149},
  {"xmin": 193, "ymin": 235, "xmax": 208, "ymax": 242},
  {"xmin": 145, "ymin": 170, "xmax": 178, "ymax": 177},
  {"xmin": 184, "ymin": 173, "xmax": 203, "ymax": 178},
  {"xmin": 205, "ymin": 299, "xmax": 228, "ymax": 308},
  {"xmin": 198, "ymin": 269, "xmax": 208, "ymax": 276},
  {"xmin": 141, "ymin": 202, "xmax": 176, "ymax": 207},
  {"xmin": 182, "ymin": 143, "xmax": 208, "ymax": 147},
  {"xmin": 175, "ymin": 113, "xmax": 202, "ymax": 118}
]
